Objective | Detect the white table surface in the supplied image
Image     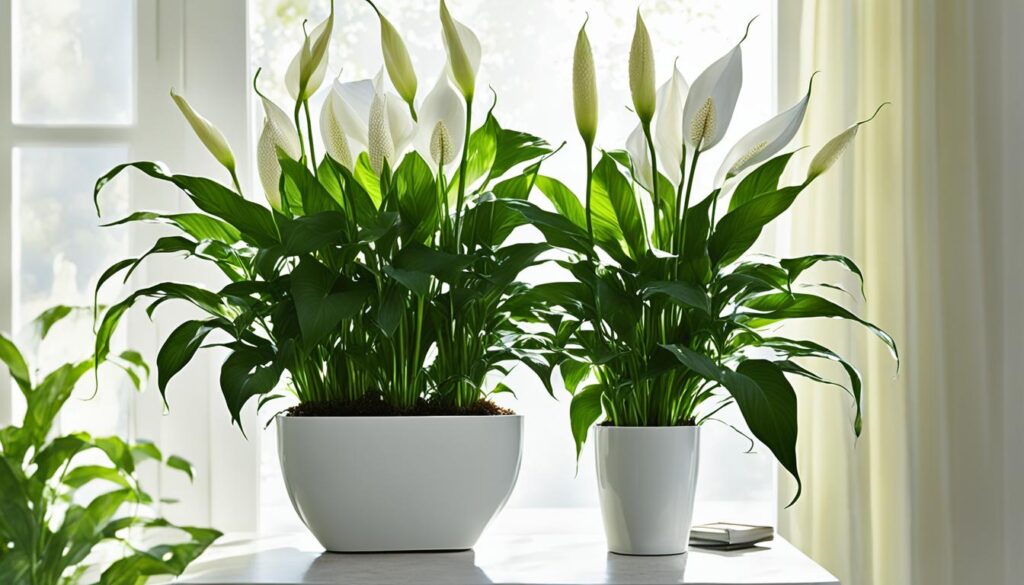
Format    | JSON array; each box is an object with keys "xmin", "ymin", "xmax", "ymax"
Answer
[{"xmin": 175, "ymin": 509, "xmax": 838, "ymax": 585}]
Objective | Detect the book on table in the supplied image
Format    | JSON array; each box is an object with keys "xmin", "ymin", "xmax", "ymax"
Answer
[{"xmin": 689, "ymin": 523, "xmax": 774, "ymax": 550}]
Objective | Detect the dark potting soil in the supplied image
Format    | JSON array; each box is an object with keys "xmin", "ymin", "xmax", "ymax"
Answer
[{"xmin": 285, "ymin": 395, "xmax": 515, "ymax": 417}]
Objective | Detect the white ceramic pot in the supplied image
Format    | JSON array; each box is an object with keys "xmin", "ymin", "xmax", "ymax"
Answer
[
  {"xmin": 277, "ymin": 414, "xmax": 523, "ymax": 552},
  {"xmin": 595, "ymin": 425, "xmax": 700, "ymax": 555}
]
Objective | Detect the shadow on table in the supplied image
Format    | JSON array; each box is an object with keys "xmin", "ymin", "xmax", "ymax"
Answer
[
  {"xmin": 690, "ymin": 544, "xmax": 773, "ymax": 557},
  {"xmin": 303, "ymin": 549, "xmax": 493, "ymax": 584},
  {"xmin": 604, "ymin": 550, "xmax": 688, "ymax": 582}
]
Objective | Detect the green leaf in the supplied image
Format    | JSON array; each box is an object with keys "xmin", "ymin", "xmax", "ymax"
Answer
[
  {"xmin": 780, "ymin": 254, "xmax": 866, "ymax": 297},
  {"xmin": 505, "ymin": 199, "xmax": 593, "ymax": 256},
  {"xmin": 742, "ymin": 292, "xmax": 899, "ymax": 366},
  {"xmin": 535, "ymin": 175, "xmax": 586, "ymax": 230},
  {"xmin": 353, "ymin": 152, "xmax": 383, "ymax": 205},
  {"xmin": 709, "ymin": 185, "xmax": 804, "ymax": 267},
  {"xmin": 157, "ymin": 319, "xmax": 219, "ymax": 396},
  {"xmin": 62, "ymin": 465, "xmax": 132, "ymax": 489},
  {"xmin": 166, "ymin": 455, "xmax": 195, "ymax": 482},
  {"xmin": 94, "ymin": 435, "xmax": 136, "ymax": 474},
  {"xmin": 394, "ymin": 152, "xmax": 439, "ymax": 243},
  {"xmin": 592, "ymin": 153, "xmax": 647, "ymax": 260},
  {"xmin": 729, "ymin": 152, "xmax": 795, "ymax": 211},
  {"xmin": 560, "ymin": 359, "xmax": 590, "ymax": 394},
  {"xmin": 131, "ymin": 439, "xmax": 163, "ymax": 464},
  {"xmin": 0, "ymin": 333, "xmax": 32, "ymax": 393},
  {"xmin": 280, "ymin": 156, "xmax": 341, "ymax": 216},
  {"xmin": 219, "ymin": 345, "xmax": 282, "ymax": 428},
  {"xmin": 102, "ymin": 211, "xmax": 242, "ymax": 244},
  {"xmin": 660, "ymin": 345, "xmax": 802, "ymax": 505},
  {"xmin": 759, "ymin": 336, "xmax": 865, "ymax": 435},
  {"xmin": 642, "ymin": 280, "xmax": 711, "ymax": 314},
  {"xmin": 31, "ymin": 433, "xmax": 90, "ymax": 481},
  {"xmin": 290, "ymin": 258, "xmax": 370, "ymax": 347},
  {"xmin": 278, "ymin": 211, "xmax": 348, "ymax": 256},
  {"xmin": 95, "ymin": 162, "xmax": 280, "ymax": 246},
  {"xmin": 95, "ymin": 283, "xmax": 228, "ymax": 367},
  {"xmin": 393, "ymin": 243, "xmax": 475, "ymax": 283},
  {"xmin": 31, "ymin": 305, "xmax": 74, "ymax": 340},
  {"xmin": 732, "ymin": 360, "xmax": 801, "ymax": 505},
  {"xmin": 0, "ymin": 457, "xmax": 39, "ymax": 552},
  {"xmin": 570, "ymin": 384, "xmax": 605, "ymax": 458}
]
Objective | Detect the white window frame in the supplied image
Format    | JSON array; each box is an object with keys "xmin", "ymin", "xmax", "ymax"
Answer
[{"xmin": 0, "ymin": 0, "xmax": 258, "ymax": 532}]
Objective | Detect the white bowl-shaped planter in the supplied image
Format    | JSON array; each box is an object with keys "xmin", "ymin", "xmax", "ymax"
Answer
[
  {"xmin": 277, "ymin": 414, "xmax": 523, "ymax": 552},
  {"xmin": 595, "ymin": 425, "xmax": 700, "ymax": 555}
]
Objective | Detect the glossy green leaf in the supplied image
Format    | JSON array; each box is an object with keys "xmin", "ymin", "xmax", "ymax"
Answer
[
  {"xmin": 709, "ymin": 185, "xmax": 804, "ymax": 266},
  {"xmin": 570, "ymin": 383, "xmax": 605, "ymax": 458},
  {"xmin": 729, "ymin": 152, "xmax": 795, "ymax": 211}
]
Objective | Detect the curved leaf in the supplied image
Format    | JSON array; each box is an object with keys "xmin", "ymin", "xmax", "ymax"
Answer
[{"xmin": 570, "ymin": 383, "xmax": 605, "ymax": 458}]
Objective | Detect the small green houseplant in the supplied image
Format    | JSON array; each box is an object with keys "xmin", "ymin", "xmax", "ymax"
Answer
[
  {"xmin": 0, "ymin": 308, "xmax": 218, "ymax": 584},
  {"xmin": 92, "ymin": 0, "xmax": 553, "ymax": 552},
  {"xmin": 513, "ymin": 12, "xmax": 899, "ymax": 554}
]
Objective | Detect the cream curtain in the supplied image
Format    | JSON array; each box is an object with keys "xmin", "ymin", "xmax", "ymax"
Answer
[{"xmin": 776, "ymin": 1, "xmax": 1024, "ymax": 584}]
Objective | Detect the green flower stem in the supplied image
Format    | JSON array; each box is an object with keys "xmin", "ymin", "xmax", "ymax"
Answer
[
  {"xmin": 303, "ymin": 100, "xmax": 317, "ymax": 168},
  {"xmin": 641, "ymin": 121, "xmax": 660, "ymax": 248},
  {"xmin": 453, "ymin": 97, "xmax": 474, "ymax": 252},
  {"xmin": 677, "ymin": 148, "xmax": 701, "ymax": 258},
  {"xmin": 293, "ymin": 101, "xmax": 306, "ymax": 163}
]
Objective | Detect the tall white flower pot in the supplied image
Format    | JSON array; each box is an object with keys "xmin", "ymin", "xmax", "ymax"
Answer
[
  {"xmin": 595, "ymin": 425, "xmax": 700, "ymax": 555},
  {"xmin": 277, "ymin": 414, "xmax": 523, "ymax": 552}
]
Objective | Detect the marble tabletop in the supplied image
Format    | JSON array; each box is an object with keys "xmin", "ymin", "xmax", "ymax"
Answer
[{"xmin": 175, "ymin": 509, "xmax": 838, "ymax": 585}]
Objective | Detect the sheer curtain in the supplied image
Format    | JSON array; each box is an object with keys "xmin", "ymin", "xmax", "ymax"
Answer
[{"xmin": 776, "ymin": 1, "xmax": 1024, "ymax": 584}]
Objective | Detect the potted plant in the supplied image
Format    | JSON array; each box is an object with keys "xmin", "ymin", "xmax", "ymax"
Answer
[
  {"xmin": 91, "ymin": 0, "xmax": 555, "ymax": 552},
  {"xmin": 513, "ymin": 13, "xmax": 899, "ymax": 555},
  {"xmin": 0, "ymin": 307, "xmax": 219, "ymax": 583}
]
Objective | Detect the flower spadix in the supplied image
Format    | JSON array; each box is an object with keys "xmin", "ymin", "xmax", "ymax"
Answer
[
  {"xmin": 573, "ymin": 16, "xmax": 598, "ymax": 147},
  {"xmin": 714, "ymin": 72, "xmax": 817, "ymax": 187},
  {"xmin": 415, "ymin": 72, "xmax": 466, "ymax": 169},
  {"xmin": 367, "ymin": 72, "xmax": 415, "ymax": 174},
  {"xmin": 256, "ymin": 87, "xmax": 301, "ymax": 211},
  {"xmin": 440, "ymin": 0, "xmax": 481, "ymax": 101},
  {"xmin": 170, "ymin": 89, "xmax": 236, "ymax": 175},
  {"xmin": 628, "ymin": 10, "xmax": 656, "ymax": 125},
  {"xmin": 682, "ymin": 17, "xmax": 755, "ymax": 151},
  {"xmin": 806, "ymin": 102, "xmax": 889, "ymax": 182},
  {"xmin": 367, "ymin": 0, "xmax": 418, "ymax": 110},
  {"xmin": 286, "ymin": 2, "xmax": 335, "ymax": 101},
  {"xmin": 626, "ymin": 63, "xmax": 689, "ymax": 191}
]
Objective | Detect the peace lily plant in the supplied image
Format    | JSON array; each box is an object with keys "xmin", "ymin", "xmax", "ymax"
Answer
[
  {"xmin": 92, "ymin": 0, "xmax": 555, "ymax": 422},
  {"xmin": 90, "ymin": 0, "xmax": 556, "ymax": 552},
  {"xmin": 522, "ymin": 11, "xmax": 898, "ymax": 508}
]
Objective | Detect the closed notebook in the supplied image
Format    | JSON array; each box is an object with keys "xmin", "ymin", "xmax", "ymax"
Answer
[{"xmin": 689, "ymin": 523, "xmax": 774, "ymax": 549}]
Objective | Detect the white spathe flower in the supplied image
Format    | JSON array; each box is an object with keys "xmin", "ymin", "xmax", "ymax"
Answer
[
  {"xmin": 285, "ymin": 12, "xmax": 333, "ymax": 102},
  {"xmin": 682, "ymin": 18, "xmax": 754, "ymax": 152},
  {"xmin": 325, "ymin": 75, "xmax": 376, "ymax": 151},
  {"xmin": 366, "ymin": 73, "xmax": 415, "ymax": 174},
  {"xmin": 714, "ymin": 72, "xmax": 818, "ymax": 187},
  {"xmin": 169, "ymin": 89, "xmax": 236, "ymax": 173},
  {"xmin": 573, "ymin": 17, "xmax": 598, "ymax": 147},
  {"xmin": 628, "ymin": 10, "xmax": 656, "ymax": 125},
  {"xmin": 626, "ymin": 63, "xmax": 689, "ymax": 192},
  {"xmin": 320, "ymin": 89, "xmax": 355, "ymax": 170},
  {"xmin": 414, "ymin": 72, "xmax": 466, "ymax": 169},
  {"xmin": 368, "ymin": 0, "xmax": 418, "ymax": 108},
  {"xmin": 439, "ymin": 0, "xmax": 481, "ymax": 100},
  {"xmin": 806, "ymin": 102, "xmax": 889, "ymax": 182},
  {"xmin": 256, "ymin": 96, "xmax": 301, "ymax": 211}
]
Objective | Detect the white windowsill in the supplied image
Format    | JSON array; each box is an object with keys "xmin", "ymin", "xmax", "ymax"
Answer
[{"xmin": 173, "ymin": 508, "xmax": 837, "ymax": 585}]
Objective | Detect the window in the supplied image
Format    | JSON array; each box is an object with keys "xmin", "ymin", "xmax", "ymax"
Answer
[
  {"xmin": 251, "ymin": 0, "xmax": 779, "ymax": 532},
  {"xmin": 1, "ymin": 0, "xmax": 257, "ymax": 532}
]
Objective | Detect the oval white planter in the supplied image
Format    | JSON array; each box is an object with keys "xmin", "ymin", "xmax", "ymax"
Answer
[
  {"xmin": 277, "ymin": 414, "xmax": 523, "ymax": 552},
  {"xmin": 595, "ymin": 425, "xmax": 700, "ymax": 555}
]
